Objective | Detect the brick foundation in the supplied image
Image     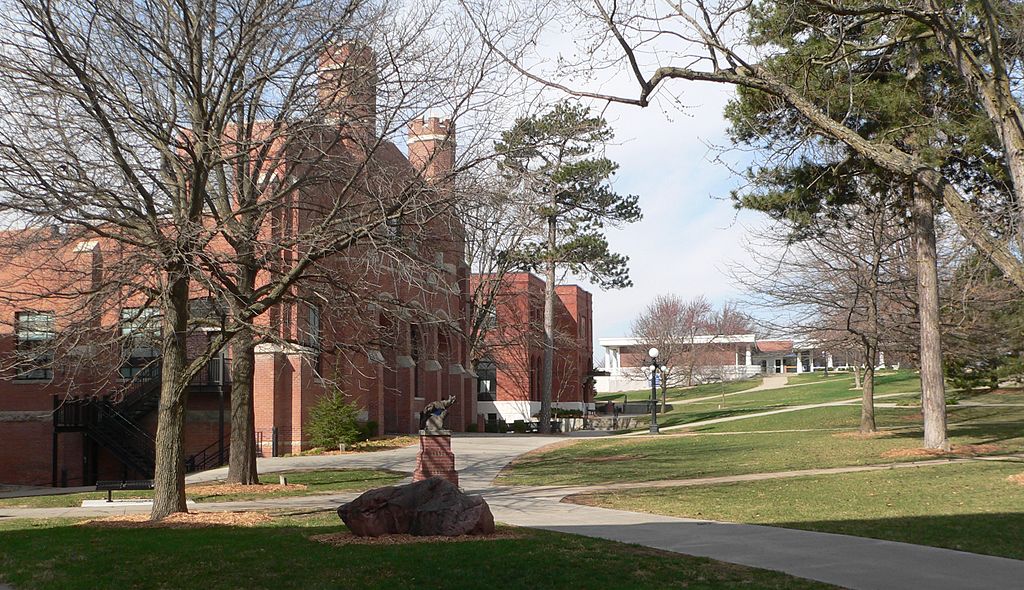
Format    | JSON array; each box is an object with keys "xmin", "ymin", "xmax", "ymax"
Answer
[{"xmin": 412, "ymin": 433, "xmax": 458, "ymax": 487}]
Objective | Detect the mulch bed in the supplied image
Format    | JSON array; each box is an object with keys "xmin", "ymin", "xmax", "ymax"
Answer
[
  {"xmin": 82, "ymin": 511, "xmax": 273, "ymax": 529},
  {"xmin": 880, "ymin": 444, "xmax": 1002, "ymax": 459},
  {"xmin": 290, "ymin": 436, "xmax": 419, "ymax": 456},
  {"xmin": 186, "ymin": 483, "xmax": 307, "ymax": 496},
  {"xmin": 833, "ymin": 430, "xmax": 895, "ymax": 440},
  {"xmin": 309, "ymin": 530, "xmax": 522, "ymax": 546}
]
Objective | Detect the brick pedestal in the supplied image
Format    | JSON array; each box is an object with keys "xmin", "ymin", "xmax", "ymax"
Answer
[{"xmin": 412, "ymin": 432, "xmax": 458, "ymax": 487}]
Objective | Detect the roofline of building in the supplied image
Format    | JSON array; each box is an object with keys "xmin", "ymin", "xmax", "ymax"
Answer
[{"xmin": 599, "ymin": 334, "xmax": 758, "ymax": 347}]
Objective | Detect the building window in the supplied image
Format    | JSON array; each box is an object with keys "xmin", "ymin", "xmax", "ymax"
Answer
[
  {"xmin": 476, "ymin": 359, "xmax": 497, "ymax": 401},
  {"xmin": 303, "ymin": 304, "xmax": 322, "ymax": 374},
  {"xmin": 303, "ymin": 304, "xmax": 322, "ymax": 349},
  {"xmin": 119, "ymin": 307, "xmax": 161, "ymax": 380},
  {"xmin": 15, "ymin": 311, "xmax": 54, "ymax": 380},
  {"xmin": 410, "ymin": 324, "xmax": 422, "ymax": 399}
]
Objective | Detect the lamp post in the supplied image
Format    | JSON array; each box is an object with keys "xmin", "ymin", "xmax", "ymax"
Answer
[{"xmin": 647, "ymin": 347, "xmax": 665, "ymax": 434}]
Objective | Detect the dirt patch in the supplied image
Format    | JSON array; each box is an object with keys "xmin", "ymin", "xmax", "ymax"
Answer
[
  {"xmin": 1007, "ymin": 473, "xmax": 1024, "ymax": 485},
  {"xmin": 186, "ymin": 483, "xmax": 307, "ymax": 496},
  {"xmin": 310, "ymin": 530, "xmax": 523, "ymax": 546},
  {"xmin": 83, "ymin": 511, "xmax": 273, "ymax": 529},
  {"xmin": 833, "ymin": 430, "xmax": 894, "ymax": 440},
  {"xmin": 880, "ymin": 443, "xmax": 1003, "ymax": 459}
]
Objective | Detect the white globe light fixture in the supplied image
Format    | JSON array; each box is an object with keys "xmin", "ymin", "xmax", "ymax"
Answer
[{"xmin": 647, "ymin": 347, "xmax": 662, "ymax": 434}]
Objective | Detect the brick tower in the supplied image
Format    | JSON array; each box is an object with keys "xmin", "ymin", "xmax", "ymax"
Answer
[
  {"xmin": 317, "ymin": 42, "xmax": 377, "ymax": 137},
  {"xmin": 407, "ymin": 116, "xmax": 455, "ymax": 185}
]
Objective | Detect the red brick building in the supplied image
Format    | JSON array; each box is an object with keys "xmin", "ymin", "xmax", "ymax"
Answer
[
  {"xmin": 0, "ymin": 45, "xmax": 476, "ymax": 487},
  {"xmin": 471, "ymin": 272, "xmax": 594, "ymax": 424}
]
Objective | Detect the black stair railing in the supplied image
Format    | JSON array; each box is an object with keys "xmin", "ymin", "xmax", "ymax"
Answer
[
  {"xmin": 89, "ymin": 402, "xmax": 157, "ymax": 477},
  {"xmin": 185, "ymin": 430, "xmax": 261, "ymax": 474},
  {"xmin": 54, "ymin": 355, "xmax": 230, "ymax": 479}
]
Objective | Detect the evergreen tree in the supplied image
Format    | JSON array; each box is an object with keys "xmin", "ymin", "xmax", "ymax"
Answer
[
  {"xmin": 496, "ymin": 102, "xmax": 641, "ymax": 433},
  {"xmin": 717, "ymin": 3, "xmax": 1009, "ymax": 449}
]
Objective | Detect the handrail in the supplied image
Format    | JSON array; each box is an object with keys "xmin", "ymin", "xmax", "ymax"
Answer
[
  {"xmin": 185, "ymin": 430, "xmax": 262, "ymax": 473},
  {"xmin": 54, "ymin": 353, "xmax": 232, "ymax": 478}
]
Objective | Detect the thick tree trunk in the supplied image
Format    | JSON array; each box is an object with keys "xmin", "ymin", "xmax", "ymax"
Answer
[
  {"xmin": 852, "ymin": 364, "xmax": 861, "ymax": 390},
  {"xmin": 226, "ymin": 326, "xmax": 258, "ymax": 484},
  {"xmin": 151, "ymin": 271, "xmax": 191, "ymax": 520},
  {"xmin": 539, "ymin": 216, "xmax": 556, "ymax": 434},
  {"xmin": 860, "ymin": 343, "xmax": 877, "ymax": 433},
  {"xmin": 911, "ymin": 184, "xmax": 950, "ymax": 450}
]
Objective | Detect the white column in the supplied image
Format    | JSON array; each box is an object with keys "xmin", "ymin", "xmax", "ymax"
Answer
[
  {"xmin": 745, "ymin": 346, "xmax": 752, "ymax": 366},
  {"xmin": 604, "ymin": 348, "xmax": 611, "ymax": 371},
  {"xmin": 878, "ymin": 351, "xmax": 885, "ymax": 368},
  {"xmin": 796, "ymin": 352, "xmax": 803, "ymax": 373},
  {"xmin": 827, "ymin": 353, "xmax": 834, "ymax": 369}
]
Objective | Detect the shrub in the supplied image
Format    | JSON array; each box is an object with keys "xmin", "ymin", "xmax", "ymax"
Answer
[
  {"xmin": 945, "ymin": 358, "xmax": 999, "ymax": 396},
  {"xmin": 465, "ymin": 422, "xmax": 478, "ymax": 432},
  {"xmin": 307, "ymin": 391, "xmax": 362, "ymax": 450}
]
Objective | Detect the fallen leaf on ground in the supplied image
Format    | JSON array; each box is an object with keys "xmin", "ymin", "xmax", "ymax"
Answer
[
  {"xmin": 880, "ymin": 444, "xmax": 1002, "ymax": 459},
  {"xmin": 186, "ymin": 483, "xmax": 307, "ymax": 496},
  {"xmin": 82, "ymin": 511, "xmax": 273, "ymax": 529}
]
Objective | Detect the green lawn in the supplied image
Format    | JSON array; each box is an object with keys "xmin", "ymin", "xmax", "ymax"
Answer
[
  {"xmin": 0, "ymin": 514, "xmax": 837, "ymax": 590},
  {"xmin": 595, "ymin": 377, "xmax": 763, "ymax": 403},
  {"xmin": 0, "ymin": 469, "xmax": 405, "ymax": 508},
  {"xmin": 630, "ymin": 371, "xmax": 920, "ymax": 431},
  {"xmin": 499, "ymin": 390, "xmax": 1024, "ymax": 486},
  {"xmin": 571, "ymin": 461, "xmax": 1024, "ymax": 560}
]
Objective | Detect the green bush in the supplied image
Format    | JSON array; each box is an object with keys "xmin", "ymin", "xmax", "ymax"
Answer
[
  {"xmin": 307, "ymin": 392, "xmax": 362, "ymax": 449},
  {"xmin": 465, "ymin": 422, "xmax": 478, "ymax": 432},
  {"xmin": 945, "ymin": 358, "xmax": 1000, "ymax": 396}
]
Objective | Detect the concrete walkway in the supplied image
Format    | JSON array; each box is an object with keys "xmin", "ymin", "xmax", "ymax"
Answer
[
  {"xmin": 484, "ymin": 492, "xmax": 1024, "ymax": 590},
  {"xmin": 3, "ymin": 433, "xmax": 1024, "ymax": 589},
  {"xmin": 626, "ymin": 391, "xmax": 917, "ymax": 436}
]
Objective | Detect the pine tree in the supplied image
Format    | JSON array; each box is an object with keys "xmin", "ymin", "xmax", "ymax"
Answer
[{"xmin": 496, "ymin": 102, "xmax": 641, "ymax": 433}]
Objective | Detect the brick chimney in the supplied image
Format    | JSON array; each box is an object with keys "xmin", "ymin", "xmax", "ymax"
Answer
[
  {"xmin": 407, "ymin": 116, "xmax": 455, "ymax": 184},
  {"xmin": 317, "ymin": 42, "xmax": 377, "ymax": 136}
]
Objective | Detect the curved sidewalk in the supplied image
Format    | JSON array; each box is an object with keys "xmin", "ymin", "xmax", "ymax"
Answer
[{"xmin": 3, "ymin": 433, "xmax": 1024, "ymax": 589}]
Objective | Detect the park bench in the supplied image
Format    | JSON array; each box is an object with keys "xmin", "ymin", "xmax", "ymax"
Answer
[{"xmin": 95, "ymin": 479, "xmax": 154, "ymax": 503}]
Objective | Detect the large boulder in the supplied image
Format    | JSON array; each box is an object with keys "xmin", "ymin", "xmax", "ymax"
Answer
[{"xmin": 337, "ymin": 476, "xmax": 495, "ymax": 537}]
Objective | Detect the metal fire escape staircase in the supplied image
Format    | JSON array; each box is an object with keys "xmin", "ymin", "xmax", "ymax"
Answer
[
  {"xmin": 54, "ymin": 375, "xmax": 161, "ymax": 479},
  {"xmin": 53, "ymin": 358, "xmax": 232, "ymax": 481}
]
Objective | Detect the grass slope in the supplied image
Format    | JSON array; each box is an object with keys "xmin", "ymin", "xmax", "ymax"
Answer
[
  {"xmin": 573, "ymin": 461, "xmax": 1024, "ymax": 560},
  {"xmin": 500, "ymin": 378, "xmax": 1024, "ymax": 486},
  {"xmin": 0, "ymin": 515, "xmax": 837, "ymax": 590}
]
